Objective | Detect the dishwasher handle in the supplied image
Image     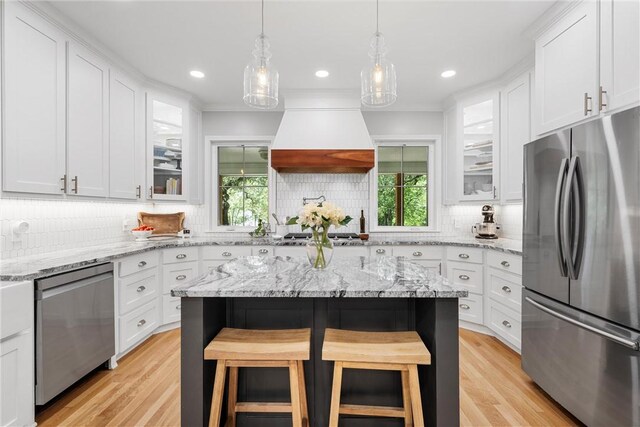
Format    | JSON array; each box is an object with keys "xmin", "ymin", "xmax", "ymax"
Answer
[{"xmin": 37, "ymin": 272, "xmax": 113, "ymax": 300}]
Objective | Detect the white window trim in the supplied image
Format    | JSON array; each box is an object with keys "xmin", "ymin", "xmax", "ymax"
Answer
[
  {"xmin": 369, "ymin": 135, "xmax": 442, "ymax": 233},
  {"xmin": 205, "ymin": 135, "xmax": 275, "ymax": 232}
]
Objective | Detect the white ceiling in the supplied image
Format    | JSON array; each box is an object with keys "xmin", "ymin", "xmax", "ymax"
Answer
[{"xmin": 48, "ymin": 0, "xmax": 553, "ymax": 111}]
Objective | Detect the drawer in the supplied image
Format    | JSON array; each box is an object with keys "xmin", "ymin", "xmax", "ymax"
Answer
[
  {"xmin": 118, "ymin": 251, "xmax": 158, "ymax": 277},
  {"xmin": 370, "ymin": 246, "xmax": 392, "ymax": 257},
  {"xmin": 487, "ymin": 268, "xmax": 523, "ymax": 313},
  {"xmin": 119, "ymin": 270, "xmax": 159, "ymax": 315},
  {"xmin": 334, "ymin": 246, "xmax": 368, "ymax": 257},
  {"xmin": 274, "ymin": 246, "xmax": 306, "ymax": 258},
  {"xmin": 488, "ymin": 299, "xmax": 521, "ymax": 349},
  {"xmin": 201, "ymin": 246, "xmax": 252, "ymax": 260},
  {"xmin": 446, "ymin": 261, "xmax": 483, "ymax": 294},
  {"xmin": 163, "ymin": 261, "xmax": 199, "ymax": 294},
  {"xmin": 458, "ymin": 293, "xmax": 483, "ymax": 325},
  {"xmin": 394, "ymin": 246, "xmax": 443, "ymax": 260},
  {"xmin": 446, "ymin": 246, "xmax": 483, "ymax": 264},
  {"xmin": 1, "ymin": 281, "xmax": 32, "ymax": 340},
  {"xmin": 119, "ymin": 300, "xmax": 158, "ymax": 353},
  {"xmin": 163, "ymin": 247, "xmax": 199, "ymax": 264},
  {"xmin": 252, "ymin": 246, "xmax": 273, "ymax": 256},
  {"xmin": 487, "ymin": 251, "xmax": 522, "ymax": 276},
  {"xmin": 162, "ymin": 295, "xmax": 182, "ymax": 325}
]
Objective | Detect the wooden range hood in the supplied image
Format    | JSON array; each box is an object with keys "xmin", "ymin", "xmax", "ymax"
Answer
[{"xmin": 270, "ymin": 92, "xmax": 375, "ymax": 173}]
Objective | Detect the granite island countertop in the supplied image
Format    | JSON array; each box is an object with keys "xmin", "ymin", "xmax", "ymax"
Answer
[
  {"xmin": 171, "ymin": 255, "xmax": 468, "ymax": 298},
  {"xmin": 0, "ymin": 235, "xmax": 522, "ymax": 281}
]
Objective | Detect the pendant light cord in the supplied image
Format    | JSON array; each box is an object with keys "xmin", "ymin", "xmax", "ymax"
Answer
[
  {"xmin": 376, "ymin": 0, "xmax": 379, "ymax": 33},
  {"xmin": 261, "ymin": 0, "xmax": 265, "ymax": 36}
]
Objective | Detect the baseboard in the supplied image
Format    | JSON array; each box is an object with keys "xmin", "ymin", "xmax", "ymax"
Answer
[
  {"xmin": 459, "ymin": 321, "xmax": 521, "ymax": 354},
  {"xmin": 154, "ymin": 321, "xmax": 180, "ymax": 334}
]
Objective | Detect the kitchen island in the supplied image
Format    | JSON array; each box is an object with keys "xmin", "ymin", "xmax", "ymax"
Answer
[{"xmin": 173, "ymin": 255, "xmax": 467, "ymax": 427}]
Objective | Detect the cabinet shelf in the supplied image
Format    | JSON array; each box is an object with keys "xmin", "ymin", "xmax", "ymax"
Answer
[{"xmin": 153, "ymin": 144, "xmax": 182, "ymax": 153}]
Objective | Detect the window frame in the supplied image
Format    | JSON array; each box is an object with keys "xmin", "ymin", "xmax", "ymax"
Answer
[
  {"xmin": 369, "ymin": 135, "xmax": 441, "ymax": 233},
  {"xmin": 207, "ymin": 136, "xmax": 275, "ymax": 232}
]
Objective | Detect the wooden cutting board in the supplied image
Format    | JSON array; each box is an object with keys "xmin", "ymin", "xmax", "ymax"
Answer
[{"xmin": 137, "ymin": 212, "xmax": 185, "ymax": 234}]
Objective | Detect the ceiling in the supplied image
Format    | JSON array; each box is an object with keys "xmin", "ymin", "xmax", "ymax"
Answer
[{"xmin": 49, "ymin": 0, "xmax": 553, "ymax": 111}]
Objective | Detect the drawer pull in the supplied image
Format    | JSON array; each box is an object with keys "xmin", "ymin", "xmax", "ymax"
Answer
[
  {"xmin": 176, "ymin": 254, "xmax": 187, "ymax": 259},
  {"xmin": 501, "ymin": 285, "xmax": 512, "ymax": 293},
  {"xmin": 136, "ymin": 285, "xmax": 146, "ymax": 293},
  {"xmin": 222, "ymin": 252, "xmax": 232, "ymax": 257},
  {"xmin": 138, "ymin": 261, "xmax": 147, "ymax": 267},
  {"xmin": 258, "ymin": 248, "xmax": 269, "ymax": 254},
  {"xmin": 376, "ymin": 248, "xmax": 386, "ymax": 254},
  {"xmin": 501, "ymin": 260, "xmax": 510, "ymax": 268},
  {"xmin": 412, "ymin": 251, "xmax": 423, "ymax": 257},
  {"xmin": 137, "ymin": 319, "xmax": 146, "ymax": 327},
  {"xmin": 459, "ymin": 304, "xmax": 470, "ymax": 310},
  {"xmin": 176, "ymin": 274, "xmax": 187, "ymax": 281},
  {"xmin": 176, "ymin": 304, "xmax": 181, "ymax": 310},
  {"xmin": 502, "ymin": 320, "xmax": 512, "ymax": 328},
  {"xmin": 458, "ymin": 253, "xmax": 470, "ymax": 259},
  {"xmin": 459, "ymin": 274, "xmax": 470, "ymax": 281}
]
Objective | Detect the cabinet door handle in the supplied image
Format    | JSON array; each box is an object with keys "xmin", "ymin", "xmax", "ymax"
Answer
[
  {"xmin": 149, "ymin": 186, "xmax": 153, "ymax": 199},
  {"xmin": 176, "ymin": 254, "xmax": 187, "ymax": 259},
  {"xmin": 176, "ymin": 304, "xmax": 181, "ymax": 310},
  {"xmin": 71, "ymin": 175, "xmax": 78, "ymax": 193},
  {"xmin": 493, "ymin": 186, "xmax": 497, "ymax": 199},
  {"xmin": 258, "ymin": 248, "xmax": 269, "ymax": 254},
  {"xmin": 599, "ymin": 86, "xmax": 607, "ymax": 111},
  {"xmin": 459, "ymin": 274, "xmax": 470, "ymax": 281},
  {"xmin": 501, "ymin": 285, "xmax": 512, "ymax": 293},
  {"xmin": 176, "ymin": 274, "xmax": 187, "ymax": 281},
  {"xmin": 136, "ymin": 185, "xmax": 141, "ymax": 199},
  {"xmin": 412, "ymin": 251, "xmax": 423, "ymax": 257},
  {"xmin": 136, "ymin": 285, "xmax": 146, "ymax": 293},
  {"xmin": 60, "ymin": 174, "xmax": 67, "ymax": 192},
  {"xmin": 458, "ymin": 253, "xmax": 470, "ymax": 259},
  {"xmin": 222, "ymin": 252, "xmax": 232, "ymax": 257},
  {"xmin": 459, "ymin": 303, "xmax": 470, "ymax": 310},
  {"xmin": 137, "ymin": 319, "xmax": 146, "ymax": 327},
  {"xmin": 501, "ymin": 260, "xmax": 510, "ymax": 268},
  {"xmin": 138, "ymin": 261, "xmax": 147, "ymax": 267},
  {"xmin": 376, "ymin": 248, "xmax": 386, "ymax": 254},
  {"xmin": 584, "ymin": 92, "xmax": 592, "ymax": 116},
  {"xmin": 502, "ymin": 320, "xmax": 512, "ymax": 328}
]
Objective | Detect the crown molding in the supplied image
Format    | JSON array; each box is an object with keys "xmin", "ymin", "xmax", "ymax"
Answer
[{"xmin": 522, "ymin": 0, "xmax": 584, "ymax": 40}]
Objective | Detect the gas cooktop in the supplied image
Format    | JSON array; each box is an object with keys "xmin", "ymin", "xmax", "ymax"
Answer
[{"xmin": 283, "ymin": 233, "xmax": 360, "ymax": 240}]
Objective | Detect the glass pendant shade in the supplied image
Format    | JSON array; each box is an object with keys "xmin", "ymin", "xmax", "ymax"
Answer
[
  {"xmin": 244, "ymin": 34, "xmax": 279, "ymax": 109},
  {"xmin": 361, "ymin": 32, "xmax": 397, "ymax": 107}
]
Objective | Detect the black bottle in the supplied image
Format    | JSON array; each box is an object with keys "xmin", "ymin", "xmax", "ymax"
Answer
[{"xmin": 359, "ymin": 210, "xmax": 366, "ymax": 234}]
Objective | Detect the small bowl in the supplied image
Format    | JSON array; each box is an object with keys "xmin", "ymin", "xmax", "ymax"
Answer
[{"xmin": 131, "ymin": 230, "xmax": 153, "ymax": 240}]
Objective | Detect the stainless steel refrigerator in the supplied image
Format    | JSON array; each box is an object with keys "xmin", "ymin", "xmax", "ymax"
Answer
[{"xmin": 522, "ymin": 106, "xmax": 640, "ymax": 426}]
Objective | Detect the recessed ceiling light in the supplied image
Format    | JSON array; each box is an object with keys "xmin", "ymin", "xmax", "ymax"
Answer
[
  {"xmin": 190, "ymin": 70, "xmax": 205, "ymax": 79},
  {"xmin": 315, "ymin": 70, "xmax": 330, "ymax": 78},
  {"xmin": 441, "ymin": 70, "xmax": 457, "ymax": 78}
]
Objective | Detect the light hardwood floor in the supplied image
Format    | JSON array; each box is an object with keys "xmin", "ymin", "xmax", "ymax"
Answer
[{"xmin": 36, "ymin": 328, "xmax": 581, "ymax": 427}]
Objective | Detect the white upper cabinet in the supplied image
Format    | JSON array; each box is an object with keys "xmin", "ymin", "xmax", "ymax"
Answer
[
  {"xmin": 443, "ymin": 106, "xmax": 458, "ymax": 204},
  {"xmin": 501, "ymin": 71, "xmax": 531, "ymax": 202},
  {"xmin": 535, "ymin": 1, "xmax": 598, "ymax": 134},
  {"xmin": 3, "ymin": 3, "xmax": 67, "ymax": 195},
  {"xmin": 67, "ymin": 42, "xmax": 110, "ymax": 197},
  {"xmin": 188, "ymin": 106, "xmax": 204, "ymax": 204},
  {"xmin": 458, "ymin": 92, "xmax": 500, "ymax": 202},
  {"xmin": 110, "ymin": 71, "xmax": 141, "ymax": 199},
  {"xmin": 600, "ymin": 0, "xmax": 640, "ymax": 112}
]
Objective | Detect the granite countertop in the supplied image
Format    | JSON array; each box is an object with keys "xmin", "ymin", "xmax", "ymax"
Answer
[
  {"xmin": 0, "ymin": 235, "xmax": 522, "ymax": 281},
  {"xmin": 171, "ymin": 255, "xmax": 468, "ymax": 298}
]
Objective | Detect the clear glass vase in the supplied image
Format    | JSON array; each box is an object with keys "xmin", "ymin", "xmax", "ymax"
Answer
[{"xmin": 306, "ymin": 228, "xmax": 334, "ymax": 269}]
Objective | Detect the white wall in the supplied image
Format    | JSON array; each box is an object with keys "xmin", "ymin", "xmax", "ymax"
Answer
[{"xmin": 362, "ymin": 111, "xmax": 443, "ymax": 135}]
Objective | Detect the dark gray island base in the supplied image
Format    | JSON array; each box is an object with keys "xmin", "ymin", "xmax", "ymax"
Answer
[{"xmin": 174, "ymin": 256, "xmax": 467, "ymax": 427}]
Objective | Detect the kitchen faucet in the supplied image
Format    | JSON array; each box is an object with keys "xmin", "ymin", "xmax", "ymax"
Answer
[{"xmin": 302, "ymin": 195, "xmax": 326, "ymax": 205}]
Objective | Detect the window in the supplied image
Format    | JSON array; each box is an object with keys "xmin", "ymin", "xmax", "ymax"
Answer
[
  {"xmin": 217, "ymin": 145, "xmax": 269, "ymax": 227},
  {"xmin": 373, "ymin": 141, "xmax": 436, "ymax": 230}
]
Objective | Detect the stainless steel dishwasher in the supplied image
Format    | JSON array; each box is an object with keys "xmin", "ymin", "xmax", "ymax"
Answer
[{"xmin": 35, "ymin": 263, "xmax": 115, "ymax": 405}]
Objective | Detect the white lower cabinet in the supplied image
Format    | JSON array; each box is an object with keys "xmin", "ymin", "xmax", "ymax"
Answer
[
  {"xmin": 119, "ymin": 300, "xmax": 159, "ymax": 352},
  {"xmin": 446, "ymin": 262, "xmax": 483, "ymax": 294},
  {"xmin": 487, "ymin": 299, "xmax": 522, "ymax": 350},
  {"xmin": 458, "ymin": 293, "xmax": 484, "ymax": 325},
  {"xmin": 162, "ymin": 261, "xmax": 198, "ymax": 294},
  {"xmin": 487, "ymin": 268, "xmax": 522, "ymax": 313},
  {"xmin": 119, "ymin": 270, "xmax": 159, "ymax": 314},
  {"xmin": 0, "ymin": 281, "xmax": 34, "ymax": 427},
  {"xmin": 162, "ymin": 295, "xmax": 182, "ymax": 324}
]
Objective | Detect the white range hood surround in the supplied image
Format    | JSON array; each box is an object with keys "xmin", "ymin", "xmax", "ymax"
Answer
[{"xmin": 271, "ymin": 92, "xmax": 375, "ymax": 173}]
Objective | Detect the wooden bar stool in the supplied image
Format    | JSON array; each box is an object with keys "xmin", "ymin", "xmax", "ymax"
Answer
[
  {"xmin": 322, "ymin": 328, "xmax": 431, "ymax": 427},
  {"xmin": 204, "ymin": 328, "xmax": 311, "ymax": 427}
]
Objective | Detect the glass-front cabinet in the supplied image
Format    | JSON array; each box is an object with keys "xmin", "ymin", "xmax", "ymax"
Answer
[
  {"xmin": 458, "ymin": 93, "xmax": 499, "ymax": 201},
  {"xmin": 147, "ymin": 94, "xmax": 189, "ymax": 200}
]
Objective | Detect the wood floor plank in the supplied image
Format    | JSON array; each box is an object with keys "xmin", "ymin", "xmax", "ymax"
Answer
[{"xmin": 36, "ymin": 327, "xmax": 583, "ymax": 427}]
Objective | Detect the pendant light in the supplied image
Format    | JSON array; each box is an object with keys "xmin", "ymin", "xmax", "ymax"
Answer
[
  {"xmin": 243, "ymin": 0, "xmax": 279, "ymax": 109},
  {"xmin": 361, "ymin": 0, "xmax": 397, "ymax": 107}
]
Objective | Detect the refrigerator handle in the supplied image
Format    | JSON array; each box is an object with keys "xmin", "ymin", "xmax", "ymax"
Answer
[
  {"xmin": 563, "ymin": 156, "xmax": 586, "ymax": 280},
  {"xmin": 554, "ymin": 158, "xmax": 569, "ymax": 277},
  {"xmin": 525, "ymin": 297, "xmax": 640, "ymax": 351}
]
